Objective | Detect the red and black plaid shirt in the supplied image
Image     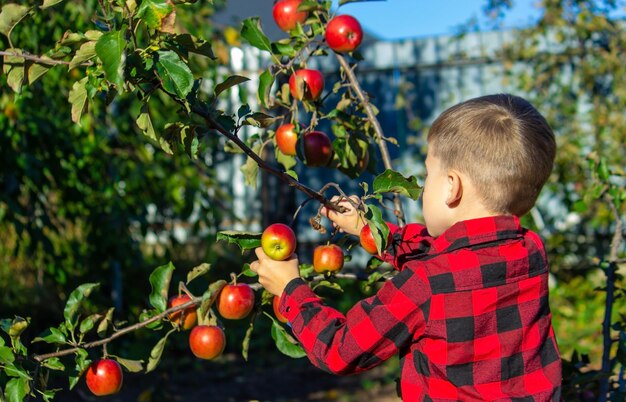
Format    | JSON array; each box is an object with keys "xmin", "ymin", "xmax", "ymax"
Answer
[{"xmin": 279, "ymin": 216, "xmax": 562, "ymax": 401}]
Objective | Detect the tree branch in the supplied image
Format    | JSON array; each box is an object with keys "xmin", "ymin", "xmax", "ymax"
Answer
[
  {"xmin": 334, "ymin": 53, "xmax": 406, "ymax": 226},
  {"xmin": 33, "ymin": 298, "xmax": 202, "ymax": 363},
  {"xmin": 0, "ymin": 51, "xmax": 91, "ymax": 67},
  {"xmin": 190, "ymin": 103, "xmax": 345, "ymax": 214}
]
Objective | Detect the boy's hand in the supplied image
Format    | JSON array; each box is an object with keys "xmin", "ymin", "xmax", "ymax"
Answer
[
  {"xmin": 320, "ymin": 195, "xmax": 365, "ymax": 236},
  {"xmin": 249, "ymin": 247, "xmax": 300, "ymax": 296}
]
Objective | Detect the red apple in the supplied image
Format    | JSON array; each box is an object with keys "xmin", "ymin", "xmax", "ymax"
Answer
[
  {"xmin": 261, "ymin": 223, "xmax": 297, "ymax": 261},
  {"xmin": 289, "ymin": 69, "xmax": 324, "ymax": 101},
  {"xmin": 273, "ymin": 0, "xmax": 307, "ymax": 32},
  {"xmin": 313, "ymin": 244, "xmax": 344, "ymax": 274},
  {"xmin": 360, "ymin": 223, "xmax": 392, "ymax": 255},
  {"xmin": 272, "ymin": 295, "xmax": 289, "ymax": 324},
  {"xmin": 275, "ymin": 123, "xmax": 300, "ymax": 156},
  {"xmin": 325, "ymin": 15, "xmax": 363, "ymax": 53},
  {"xmin": 217, "ymin": 283, "xmax": 255, "ymax": 320},
  {"xmin": 189, "ymin": 325, "xmax": 226, "ymax": 360},
  {"xmin": 167, "ymin": 294, "xmax": 197, "ymax": 330},
  {"xmin": 85, "ymin": 359, "xmax": 123, "ymax": 396},
  {"xmin": 302, "ymin": 131, "xmax": 332, "ymax": 167}
]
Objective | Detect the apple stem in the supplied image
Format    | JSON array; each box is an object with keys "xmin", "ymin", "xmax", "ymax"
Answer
[{"xmin": 230, "ymin": 272, "xmax": 238, "ymax": 285}]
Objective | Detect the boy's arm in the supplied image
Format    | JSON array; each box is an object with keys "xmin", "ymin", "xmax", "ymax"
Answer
[
  {"xmin": 278, "ymin": 265, "xmax": 431, "ymax": 375},
  {"xmin": 378, "ymin": 223, "xmax": 432, "ymax": 270},
  {"xmin": 321, "ymin": 195, "xmax": 433, "ymax": 270}
]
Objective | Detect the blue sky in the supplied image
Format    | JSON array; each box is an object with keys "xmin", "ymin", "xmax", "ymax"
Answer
[{"xmin": 332, "ymin": 0, "xmax": 542, "ymax": 40}]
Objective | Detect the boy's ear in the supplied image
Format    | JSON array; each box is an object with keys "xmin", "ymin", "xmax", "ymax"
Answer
[{"xmin": 445, "ymin": 170, "xmax": 463, "ymax": 207}]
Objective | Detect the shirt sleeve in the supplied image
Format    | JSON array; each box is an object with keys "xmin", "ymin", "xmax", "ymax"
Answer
[
  {"xmin": 279, "ymin": 265, "xmax": 431, "ymax": 375},
  {"xmin": 380, "ymin": 223, "xmax": 432, "ymax": 270}
]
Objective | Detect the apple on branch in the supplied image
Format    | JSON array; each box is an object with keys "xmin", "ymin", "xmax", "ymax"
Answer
[
  {"xmin": 217, "ymin": 282, "xmax": 255, "ymax": 320},
  {"xmin": 189, "ymin": 325, "xmax": 226, "ymax": 360},
  {"xmin": 273, "ymin": 0, "xmax": 307, "ymax": 32},
  {"xmin": 85, "ymin": 359, "xmax": 123, "ymax": 396},
  {"xmin": 167, "ymin": 294, "xmax": 197, "ymax": 330},
  {"xmin": 325, "ymin": 15, "xmax": 364, "ymax": 53},
  {"xmin": 300, "ymin": 131, "xmax": 333, "ymax": 167},
  {"xmin": 313, "ymin": 244, "xmax": 344, "ymax": 274},
  {"xmin": 275, "ymin": 123, "xmax": 302, "ymax": 156},
  {"xmin": 360, "ymin": 223, "xmax": 392, "ymax": 255},
  {"xmin": 289, "ymin": 69, "xmax": 324, "ymax": 101}
]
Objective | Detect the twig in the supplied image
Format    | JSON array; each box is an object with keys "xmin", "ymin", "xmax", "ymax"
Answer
[
  {"xmin": 0, "ymin": 51, "xmax": 81, "ymax": 66},
  {"xmin": 32, "ymin": 298, "xmax": 202, "ymax": 362},
  {"xmin": 334, "ymin": 53, "xmax": 406, "ymax": 226},
  {"xmin": 190, "ymin": 103, "xmax": 345, "ymax": 214}
]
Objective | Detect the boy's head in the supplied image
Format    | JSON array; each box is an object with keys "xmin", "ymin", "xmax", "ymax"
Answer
[{"xmin": 426, "ymin": 94, "xmax": 556, "ymax": 217}]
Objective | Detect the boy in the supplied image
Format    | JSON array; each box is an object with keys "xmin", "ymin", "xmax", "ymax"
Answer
[{"xmin": 250, "ymin": 94, "xmax": 562, "ymax": 401}]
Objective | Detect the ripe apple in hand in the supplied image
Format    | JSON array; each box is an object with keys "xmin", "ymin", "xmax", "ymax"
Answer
[
  {"xmin": 313, "ymin": 244, "xmax": 344, "ymax": 273},
  {"xmin": 167, "ymin": 294, "xmax": 197, "ymax": 330},
  {"xmin": 360, "ymin": 224, "xmax": 392, "ymax": 255},
  {"xmin": 261, "ymin": 223, "xmax": 297, "ymax": 261},
  {"xmin": 275, "ymin": 123, "xmax": 301, "ymax": 156},
  {"xmin": 325, "ymin": 15, "xmax": 363, "ymax": 53},
  {"xmin": 302, "ymin": 131, "xmax": 332, "ymax": 167},
  {"xmin": 273, "ymin": 0, "xmax": 307, "ymax": 32},
  {"xmin": 272, "ymin": 295, "xmax": 289, "ymax": 323},
  {"xmin": 85, "ymin": 359, "xmax": 123, "ymax": 396},
  {"xmin": 217, "ymin": 283, "xmax": 255, "ymax": 320},
  {"xmin": 189, "ymin": 325, "xmax": 226, "ymax": 360},
  {"xmin": 289, "ymin": 69, "xmax": 324, "ymax": 101}
]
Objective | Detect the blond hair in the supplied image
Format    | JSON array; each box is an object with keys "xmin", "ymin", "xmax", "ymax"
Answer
[{"xmin": 427, "ymin": 94, "xmax": 555, "ymax": 216}]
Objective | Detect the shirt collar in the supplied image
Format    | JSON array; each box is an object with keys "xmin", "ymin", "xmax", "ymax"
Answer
[{"xmin": 430, "ymin": 215, "xmax": 524, "ymax": 254}]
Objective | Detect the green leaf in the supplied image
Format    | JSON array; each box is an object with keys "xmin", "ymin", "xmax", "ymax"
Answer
[
  {"xmin": 27, "ymin": 60, "xmax": 51, "ymax": 84},
  {"xmin": 258, "ymin": 69, "xmax": 274, "ymax": 108},
  {"xmin": 0, "ymin": 345, "xmax": 14, "ymax": 364},
  {"xmin": 155, "ymin": 50, "xmax": 194, "ymax": 98},
  {"xmin": 241, "ymin": 263, "xmax": 257, "ymax": 277},
  {"xmin": 3, "ymin": 50, "xmax": 24, "ymax": 93},
  {"xmin": 146, "ymin": 329, "xmax": 175, "ymax": 373},
  {"xmin": 312, "ymin": 280, "xmax": 344, "ymax": 293},
  {"xmin": 33, "ymin": 327, "xmax": 66, "ymax": 344},
  {"xmin": 137, "ymin": 105, "xmax": 158, "ymax": 141},
  {"xmin": 63, "ymin": 283, "xmax": 99, "ymax": 326},
  {"xmin": 240, "ymin": 17, "xmax": 271, "ymax": 53},
  {"xmin": 186, "ymin": 263, "xmax": 211, "ymax": 284},
  {"xmin": 97, "ymin": 307, "xmax": 115, "ymax": 338},
  {"xmin": 276, "ymin": 148, "xmax": 297, "ymax": 171},
  {"xmin": 216, "ymin": 231, "xmax": 262, "ymax": 251},
  {"xmin": 138, "ymin": 309, "xmax": 163, "ymax": 331},
  {"xmin": 41, "ymin": 0, "xmax": 65, "ymax": 9},
  {"xmin": 214, "ymin": 75, "xmax": 250, "ymax": 97},
  {"xmin": 69, "ymin": 40, "xmax": 96, "ymax": 70},
  {"xmin": 111, "ymin": 356, "xmax": 144, "ymax": 373},
  {"xmin": 5, "ymin": 377, "xmax": 29, "ymax": 402},
  {"xmin": 68, "ymin": 77, "xmax": 88, "ymax": 125},
  {"xmin": 172, "ymin": 34, "xmax": 215, "ymax": 58},
  {"xmin": 95, "ymin": 30, "xmax": 126, "ymax": 87},
  {"xmin": 69, "ymin": 349, "xmax": 90, "ymax": 390},
  {"xmin": 79, "ymin": 313, "xmax": 102, "ymax": 334},
  {"xmin": 136, "ymin": 0, "xmax": 173, "ymax": 30},
  {"xmin": 372, "ymin": 169, "xmax": 422, "ymax": 200},
  {"xmin": 0, "ymin": 4, "xmax": 29, "ymax": 39},
  {"xmin": 149, "ymin": 262, "xmax": 175, "ymax": 313},
  {"xmin": 242, "ymin": 321, "xmax": 254, "ymax": 361},
  {"xmin": 364, "ymin": 204, "xmax": 390, "ymax": 255},
  {"xmin": 270, "ymin": 320, "xmax": 306, "ymax": 358},
  {"xmin": 41, "ymin": 357, "xmax": 65, "ymax": 371}
]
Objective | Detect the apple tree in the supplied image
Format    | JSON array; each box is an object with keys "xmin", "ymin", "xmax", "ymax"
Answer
[{"xmin": 0, "ymin": 0, "xmax": 421, "ymax": 400}]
